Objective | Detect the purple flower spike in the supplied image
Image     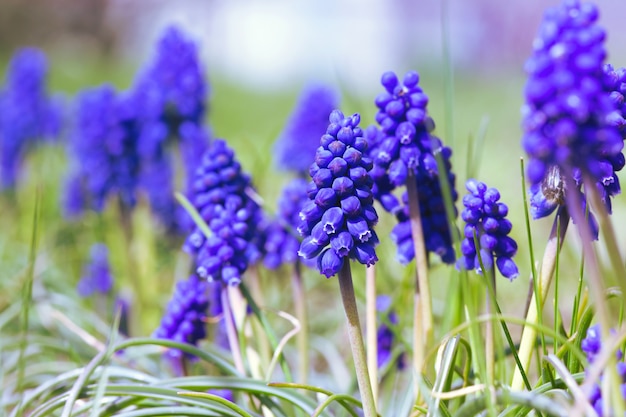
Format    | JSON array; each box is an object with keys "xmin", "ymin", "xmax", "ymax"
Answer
[
  {"xmin": 153, "ymin": 274, "xmax": 209, "ymax": 361},
  {"xmin": 0, "ymin": 48, "xmax": 61, "ymax": 189},
  {"xmin": 457, "ymin": 179, "xmax": 519, "ymax": 280},
  {"xmin": 376, "ymin": 295, "xmax": 405, "ymax": 371},
  {"xmin": 77, "ymin": 243, "xmax": 114, "ymax": 297},
  {"xmin": 274, "ymin": 83, "xmax": 339, "ymax": 174},
  {"xmin": 299, "ymin": 110, "xmax": 379, "ymax": 277},
  {"xmin": 523, "ymin": 1, "xmax": 625, "ymax": 236}
]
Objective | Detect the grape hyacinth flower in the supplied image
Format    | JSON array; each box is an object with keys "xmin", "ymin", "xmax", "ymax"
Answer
[
  {"xmin": 0, "ymin": 48, "xmax": 61, "ymax": 189},
  {"xmin": 274, "ymin": 83, "xmax": 339, "ymax": 174},
  {"xmin": 153, "ymin": 274, "xmax": 209, "ymax": 363},
  {"xmin": 184, "ymin": 139, "xmax": 263, "ymax": 286},
  {"xmin": 580, "ymin": 325, "xmax": 626, "ymax": 416},
  {"xmin": 366, "ymin": 70, "xmax": 458, "ymax": 264},
  {"xmin": 376, "ymin": 295, "xmax": 405, "ymax": 371},
  {"xmin": 77, "ymin": 244, "xmax": 114, "ymax": 298},
  {"xmin": 262, "ymin": 178, "xmax": 312, "ymax": 269},
  {"xmin": 522, "ymin": 0, "xmax": 624, "ymax": 228},
  {"xmin": 67, "ymin": 85, "xmax": 140, "ymax": 212},
  {"xmin": 133, "ymin": 25, "xmax": 210, "ymax": 232},
  {"xmin": 458, "ymin": 179, "xmax": 519, "ymax": 280},
  {"xmin": 298, "ymin": 110, "xmax": 379, "ymax": 278}
]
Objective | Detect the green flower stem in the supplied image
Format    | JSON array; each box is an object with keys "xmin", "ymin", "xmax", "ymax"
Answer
[
  {"xmin": 406, "ymin": 172, "xmax": 433, "ymax": 378},
  {"xmin": 337, "ymin": 261, "xmax": 377, "ymax": 417},
  {"xmin": 512, "ymin": 207, "xmax": 569, "ymax": 391},
  {"xmin": 292, "ymin": 260, "xmax": 310, "ymax": 384},
  {"xmin": 365, "ymin": 265, "xmax": 378, "ymax": 406},
  {"xmin": 221, "ymin": 285, "xmax": 247, "ymax": 376}
]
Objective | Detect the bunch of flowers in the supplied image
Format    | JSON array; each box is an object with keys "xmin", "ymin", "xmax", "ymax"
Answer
[
  {"xmin": 76, "ymin": 243, "xmax": 114, "ymax": 297},
  {"xmin": 457, "ymin": 179, "xmax": 519, "ymax": 280},
  {"xmin": 0, "ymin": 47, "xmax": 61, "ymax": 189},
  {"xmin": 522, "ymin": 0, "xmax": 624, "ymax": 232},
  {"xmin": 366, "ymin": 70, "xmax": 458, "ymax": 264},
  {"xmin": 184, "ymin": 139, "xmax": 263, "ymax": 286},
  {"xmin": 298, "ymin": 110, "xmax": 379, "ymax": 277}
]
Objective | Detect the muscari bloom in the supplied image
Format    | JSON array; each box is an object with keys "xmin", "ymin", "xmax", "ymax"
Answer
[
  {"xmin": 184, "ymin": 139, "xmax": 263, "ymax": 286},
  {"xmin": 0, "ymin": 48, "xmax": 61, "ymax": 189},
  {"xmin": 133, "ymin": 25, "xmax": 209, "ymax": 232},
  {"xmin": 261, "ymin": 178, "xmax": 312, "ymax": 269},
  {"xmin": 77, "ymin": 243, "xmax": 114, "ymax": 298},
  {"xmin": 367, "ymin": 70, "xmax": 458, "ymax": 264},
  {"xmin": 298, "ymin": 110, "xmax": 379, "ymax": 278},
  {"xmin": 153, "ymin": 274, "xmax": 209, "ymax": 361},
  {"xmin": 580, "ymin": 324, "xmax": 626, "ymax": 416},
  {"xmin": 376, "ymin": 295, "xmax": 405, "ymax": 370},
  {"xmin": 66, "ymin": 85, "xmax": 140, "ymax": 213},
  {"xmin": 274, "ymin": 83, "xmax": 339, "ymax": 174},
  {"xmin": 457, "ymin": 179, "xmax": 519, "ymax": 280},
  {"xmin": 522, "ymin": 0, "xmax": 624, "ymax": 233}
]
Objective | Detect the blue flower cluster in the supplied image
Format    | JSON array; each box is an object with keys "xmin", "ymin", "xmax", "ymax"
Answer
[
  {"xmin": 153, "ymin": 274, "xmax": 209, "ymax": 360},
  {"xmin": 184, "ymin": 139, "xmax": 263, "ymax": 285},
  {"xmin": 376, "ymin": 295, "xmax": 405, "ymax": 370},
  {"xmin": 458, "ymin": 179, "xmax": 519, "ymax": 280},
  {"xmin": 581, "ymin": 325, "xmax": 626, "ymax": 416},
  {"xmin": 298, "ymin": 110, "xmax": 379, "ymax": 278},
  {"xmin": 523, "ymin": 0, "xmax": 624, "ymax": 226},
  {"xmin": 274, "ymin": 83, "xmax": 339, "ymax": 174},
  {"xmin": 367, "ymin": 70, "xmax": 458, "ymax": 264},
  {"xmin": 133, "ymin": 25, "xmax": 209, "ymax": 232},
  {"xmin": 261, "ymin": 178, "xmax": 311, "ymax": 269},
  {"xmin": 77, "ymin": 243, "xmax": 114, "ymax": 297},
  {"xmin": 0, "ymin": 48, "xmax": 61, "ymax": 189},
  {"xmin": 65, "ymin": 86, "xmax": 140, "ymax": 213}
]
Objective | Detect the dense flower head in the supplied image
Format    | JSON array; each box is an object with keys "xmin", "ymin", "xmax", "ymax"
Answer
[
  {"xmin": 390, "ymin": 145, "xmax": 458, "ymax": 265},
  {"xmin": 77, "ymin": 243, "xmax": 114, "ymax": 297},
  {"xmin": 298, "ymin": 110, "xmax": 379, "ymax": 277},
  {"xmin": 153, "ymin": 274, "xmax": 209, "ymax": 360},
  {"xmin": 274, "ymin": 83, "xmax": 339, "ymax": 173},
  {"xmin": 184, "ymin": 139, "xmax": 263, "ymax": 285},
  {"xmin": 135, "ymin": 25, "xmax": 207, "ymax": 124},
  {"xmin": 580, "ymin": 325, "xmax": 626, "ymax": 416},
  {"xmin": 369, "ymin": 70, "xmax": 443, "ymax": 188},
  {"xmin": 457, "ymin": 179, "xmax": 519, "ymax": 280},
  {"xmin": 522, "ymin": 0, "xmax": 623, "ymax": 195},
  {"xmin": 376, "ymin": 295, "xmax": 405, "ymax": 370},
  {"xmin": 68, "ymin": 85, "xmax": 140, "ymax": 211},
  {"xmin": 0, "ymin": 47, "xmax": 61, "ymax": 189}
]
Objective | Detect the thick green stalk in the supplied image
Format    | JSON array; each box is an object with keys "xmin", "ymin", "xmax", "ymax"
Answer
[
  {"xmin": 512, "ymin": 207, "xmax": 569, "ymax": 390},
  {"xmin": 406, "ymin": 172, "xmax": 433, "ymax": 378},
  {"xmin": 338, "ymin": 261, "xmax": 377, "ymax": 417}
]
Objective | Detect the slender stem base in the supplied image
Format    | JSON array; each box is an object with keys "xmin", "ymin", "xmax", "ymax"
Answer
[
  {"xmin": 365, "ymin": 265, "xmax": 378, "ymax": 406},
  {"xmin": 338, "ymin": 261, "xmax": 377, "ymax": 417},
  {"xmin": 406, "ymin": 173, "xmax": 433, "ymax": 377},
  {"xmin": 512, "ymin": 207, "xmax": 569, "ymax": 390},
  {"xmin": 292, "ymin": 261, "xmax": 309, "ymax": 384},
  {"xmin": 221, "ymin": 285, "xmax": 246, "ymax": 375}
]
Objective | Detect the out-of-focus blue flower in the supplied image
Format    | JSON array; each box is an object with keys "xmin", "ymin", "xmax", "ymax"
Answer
[
  {"xmin": 522, "ymin": 1, "xmax": 624, "ymax": 233},
  {"xmin": 154, "ymin": 274, "xmax": 209, "ymax": 360},
  {"xmin": 298, "ymin": 110, "xmax": 379, "ymax": 278},
  {"xmin": 274, "ymin": 83, "xmax": 339, "ymax": 173},
  {"xmin": 376, "ymin": 295, "xmax": 405, "ymax": 370},
  {"xmin": 132, "ymin": 25, "xmax": 210, "ymax": 232},
  {"xmin": 68, "ymin": 85, "xmax": 140, "ymax": 212},
  {"xmin": 77, "ymin": 243, "xmax": 114, "ymax": 297},
  {"xmin": 457, "ymin": 179, "xmax": 519, "ymax": 280},
  {"xmin": 0, "ymin": 47, "xmax": 61, "ymax": 189},
  {"xmin": 580, "ymin": 324, "xmax": 626, "ymax": 416},
  {"xmin": 184, "ymin": 139, "xmax": 263, "ymax": 286}
]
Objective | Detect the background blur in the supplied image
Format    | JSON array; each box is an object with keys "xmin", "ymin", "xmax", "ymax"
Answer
[{"xmin": 3, "ymin": 0, "xmax": 626, "ymax": 320}]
